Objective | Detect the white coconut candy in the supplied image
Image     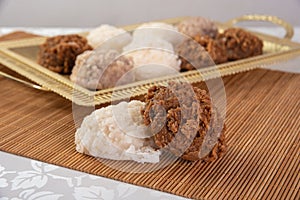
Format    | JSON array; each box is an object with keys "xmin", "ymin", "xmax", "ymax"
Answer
[
  {"xmin": 75, "ymin": 100, "xmax": 160, "ymax": 163},
  {"xmin": 129, "ymin": 49, "xmax": 181, "ymax": 81},
  {"xmin": 122, "ymin": 38, "xmax": 181, "ymax": 81},
  {"xmin": 133, "ymin": 22, "xmax": 179, "ymax": 44},
  {"xmin": 123, "ymin": 37, "xmax": 174, "ymax": 53},
  {"xmin": 87, "ymin": 24, "xmax": 132, "ymax": 51}
]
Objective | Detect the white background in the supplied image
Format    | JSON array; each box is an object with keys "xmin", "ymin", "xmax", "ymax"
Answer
[{"xmin": 0, "ymin": 0, "xmax": 299, "ymax": 27}]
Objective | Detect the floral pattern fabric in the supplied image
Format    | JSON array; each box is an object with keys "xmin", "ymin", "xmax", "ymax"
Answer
[{"xmin": 0, "ymin": 152, "xmax": 188, "ymax": 200}]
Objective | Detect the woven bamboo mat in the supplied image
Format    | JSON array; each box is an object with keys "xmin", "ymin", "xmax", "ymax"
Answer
[{"xmin": 0, "ymin": 32, "xmax": 299, "ymax": 200}]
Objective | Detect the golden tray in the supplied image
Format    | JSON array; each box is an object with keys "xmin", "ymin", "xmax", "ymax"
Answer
[{"xmin": 0, "ymin": 14, "xmax": 300, "ymax": 106}]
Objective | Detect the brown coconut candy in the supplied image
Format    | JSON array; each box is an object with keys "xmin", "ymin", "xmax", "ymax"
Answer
[
  {"xmin": 176, "ymin": 35, "xmax": 227, "ymax": 72},
  {"xmin": 193, "ymin": 35, "xmax": 228, "ymax": 64},
  {"xmin": 38, "ymin": 34, "xmax": 92, "ymax": 74},
  {"xmin": 176, "ymin": 37, "xmax": 212, "ymax": 72},
  {"xmin": 141, "ymin": 82, "xmax": 227, "ymax": 162},
  {"xmin": 217, "ymin": 28, "xmax": 263, "ymax": 61}
]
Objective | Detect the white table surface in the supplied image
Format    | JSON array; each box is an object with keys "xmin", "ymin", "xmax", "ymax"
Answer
[{"xmin": 0, "ymin": 27, "xmax": 299, "ymax": 200}]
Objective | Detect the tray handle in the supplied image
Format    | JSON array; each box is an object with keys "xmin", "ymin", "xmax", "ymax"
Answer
[{"xmin": 226, "ymin": 15, "xmax": 294, "ymax": 39}]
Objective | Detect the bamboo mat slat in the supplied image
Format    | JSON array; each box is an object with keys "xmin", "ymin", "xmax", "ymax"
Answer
[{"xmin": 0, "ymin": 32, "xmax": 299, "ymax": 200}]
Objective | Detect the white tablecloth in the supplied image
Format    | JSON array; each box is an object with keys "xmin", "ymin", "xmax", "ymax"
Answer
[{"xmin": 0, "ymin": 27, "xmax": 299, "ymax": 200}]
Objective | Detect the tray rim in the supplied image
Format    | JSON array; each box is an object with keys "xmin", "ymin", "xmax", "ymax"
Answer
[{"xmin": 1, "ymin": 16, "xmax": 300, "ymax": 106}]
